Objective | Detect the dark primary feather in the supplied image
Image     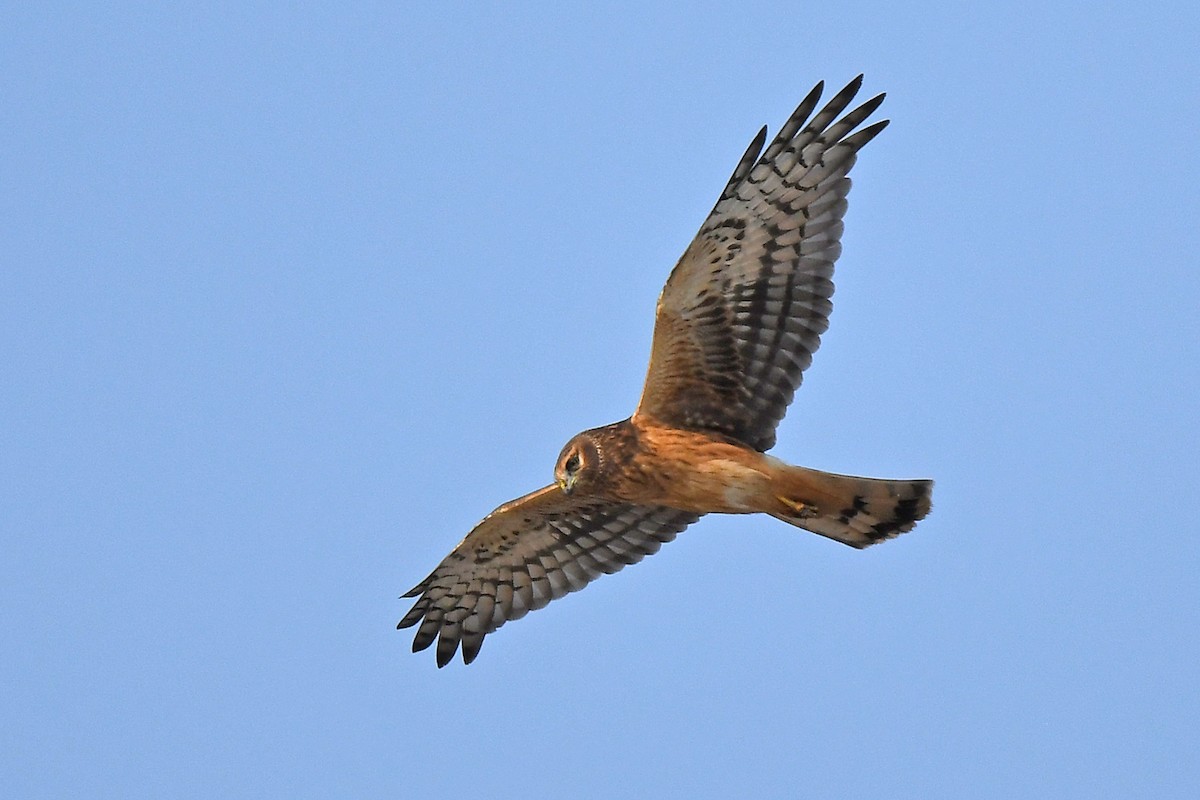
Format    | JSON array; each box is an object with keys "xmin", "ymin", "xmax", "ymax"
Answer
[
  {"xmin": 716, "ymin": 124, "xmax": 768, "ymax": 207},
  {"xmin": 636, "ymin": 76, "xmax": 888, "ymax": 452},
  {"xmin": 398, "ymin": 486, "xmax": 698, "ymax": 667}
]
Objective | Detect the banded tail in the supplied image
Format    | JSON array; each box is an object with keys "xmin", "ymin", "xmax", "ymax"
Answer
[{"xmin": 769, "ymin": 463, "xmax": 933, "ymax": 548}]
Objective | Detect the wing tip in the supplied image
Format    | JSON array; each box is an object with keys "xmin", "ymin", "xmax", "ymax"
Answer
[
  {"xmin": 435, "ymin": 642, "xmax": 457, "ymax": 668},
  {"xmin": 831, "ymin": 74, "xmax": 864, "ymax": 104},
  {"xmin": 845, "ymin": 118, "xmax": 890, "ymax": 150},
  {"xmin": 461, "ymin": 635, "xmax": 484, "ymax": 665}
]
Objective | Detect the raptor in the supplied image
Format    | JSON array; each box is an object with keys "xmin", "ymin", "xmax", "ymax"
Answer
[{"xmin": 399, "ymin": 76, "xmax": 933, "ymax": 667}]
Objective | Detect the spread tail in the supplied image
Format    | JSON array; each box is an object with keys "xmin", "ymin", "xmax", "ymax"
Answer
[{"xmin": 769, "ymin": 463, "xmax": 933, "ymax": 548}]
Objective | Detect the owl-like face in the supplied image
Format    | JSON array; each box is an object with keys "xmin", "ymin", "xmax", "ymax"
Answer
[{"xmin": 554, "ymin": 435, "xmax": 600, "ymax": 495}]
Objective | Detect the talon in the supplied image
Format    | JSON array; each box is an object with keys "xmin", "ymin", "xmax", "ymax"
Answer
[{"xmin": 778, "ymin": 496, "xmax": 819, "ymax": 518}]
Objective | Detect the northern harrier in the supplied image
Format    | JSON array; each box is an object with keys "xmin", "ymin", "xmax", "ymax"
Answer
[{"xmin": 400, "ymin": 76, "xmax": 933, "ymax": 667}]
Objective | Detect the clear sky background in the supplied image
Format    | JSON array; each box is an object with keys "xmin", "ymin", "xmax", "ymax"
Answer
[{"xmin": 4, "ymin": 3, "xmax": 1199, "ymax": 798}]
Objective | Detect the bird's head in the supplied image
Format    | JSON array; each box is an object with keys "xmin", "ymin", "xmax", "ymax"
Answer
[{"xmin": 554, "ymin": 434, "xmax": 601, "ymax": 496}]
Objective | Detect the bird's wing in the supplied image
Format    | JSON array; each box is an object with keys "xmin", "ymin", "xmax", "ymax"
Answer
[
  {"xmin": 634, "ymin": 76, "xmax": 888, "ymax": 452},
  {"xmin": 398, "ymin": 485, "xmax": 699, "ymax": 667}
]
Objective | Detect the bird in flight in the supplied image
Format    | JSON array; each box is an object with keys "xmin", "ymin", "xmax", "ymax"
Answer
[{"xmin": 399, "ymin": 76, "xmax": 933, "ymax": 667}]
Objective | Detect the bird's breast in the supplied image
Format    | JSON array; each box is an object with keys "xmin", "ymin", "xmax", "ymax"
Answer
[{"xmin": 610, "ymin": 422, "xmax": 774, "ymax": 513}]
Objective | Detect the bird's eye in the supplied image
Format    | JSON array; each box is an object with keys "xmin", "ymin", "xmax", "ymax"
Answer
[{"xmin": 565, "ymin": 454, "xmax": 581, "ymax": 473}]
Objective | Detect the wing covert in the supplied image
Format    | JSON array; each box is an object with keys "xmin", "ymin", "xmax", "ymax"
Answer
[
  {"xmin": 398, "ymin": 485, "xmax": 699, "ymax": 667},
  {"xmin": 635, "ymin": 76, "xmax": 888, "ymax": 451}
]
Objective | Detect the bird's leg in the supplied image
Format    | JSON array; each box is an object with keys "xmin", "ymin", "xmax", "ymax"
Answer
[{"xmin": 776, "ymin": 496, "xmax": 819, "ymax": 518}]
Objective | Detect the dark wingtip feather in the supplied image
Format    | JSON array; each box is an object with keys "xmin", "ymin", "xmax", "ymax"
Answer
[
  {"xmin": 461, "ymin": 634, "xmax": 484, "ymax": 665},
  {"xmin": 843, "ymin": 92, "xmax": 886, "ymax": 130},
  {"xmin": 804, "ymin": 80, "xmax": 826, "ymax": 108},
  {"xmin": 823, "ymin": 76, "xmax": 865, "ymax": 120},
  {"xmin": 761, "ymin": 81, "xmax": 825, "ymax": 164},
  {"xmin": 796, "ymin": 79, "xmax": 826, "ymax": 115},
  {"xmin": 842, "ymin": 118, "xmax": 890, "ymax": 151},
  {"xmin": 397, "ymin": 595, "xmax": 430, "ymax": 629},
  {"xmin": 401, "ymin": 571, "xmax": 434, "ymax": 598},
  {"xmin": 739, "ymin": 125, "xmax": 768, "ymax": 175},
  {"xmin": 837, "ymin": 75, "xmax": 864, "ymax": 101},
  {"xmin": 412, "ymin": 615, "xmax": 441, "ymax": 653},
  {"xmin": 717, "ymin": 124, "xmax": 770, "ymax": 205},
  {"xmin": 435, "ymin": 635, "xmax": 458, "ymax": 668}
]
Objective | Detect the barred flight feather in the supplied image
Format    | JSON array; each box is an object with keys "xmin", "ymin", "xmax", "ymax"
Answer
[
  {"xmin": 636, "ymin": 76, "xmax": 888, "ymax": 452},
  {"xmin": 398, "ymin": 485, "xmax": 697, "ymax": 667}
]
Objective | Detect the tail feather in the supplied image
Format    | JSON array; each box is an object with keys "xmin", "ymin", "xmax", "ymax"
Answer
[{"xmin": 769, "ymin": 464, "xmax": 933, "ymax": 548}]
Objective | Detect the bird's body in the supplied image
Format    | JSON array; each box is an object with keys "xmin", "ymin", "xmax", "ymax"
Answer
[
  {"xmin": 558, "ymin": 417, "xmax": 930, "ymax": 542},
  {"xmin": 556, "ymin": 418, "xmax": 774, "ymax": 514},
  {"xmin": 625, "ymin": 422, "xmax": 777, "ymax": 515},
  {"xmin": 400, "ymin": 76, "xmax": 934, "ymax": 667}
]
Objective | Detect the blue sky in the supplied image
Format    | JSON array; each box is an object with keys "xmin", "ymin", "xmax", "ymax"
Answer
[{"xmin": 4, "ymin": 2, "xmax": 1199, "ymax": 797}]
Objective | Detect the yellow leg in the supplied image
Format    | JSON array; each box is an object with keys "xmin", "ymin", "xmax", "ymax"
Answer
[{"xmin": 777, "ymin": 495, "xmax": 819, "ymax": 518}]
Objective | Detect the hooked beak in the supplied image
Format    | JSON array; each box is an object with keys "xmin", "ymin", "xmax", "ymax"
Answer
[{"xmin": 557, "ymin": 474, "xmax": 576, "ymax": 495}]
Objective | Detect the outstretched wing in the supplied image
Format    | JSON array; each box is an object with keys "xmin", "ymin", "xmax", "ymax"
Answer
[
  {"xmin": 398, "ymin": 486, "xmax": 699, "ymax": 667},
  {"xmin": 635, "ymin": 76, "xmax": 888, "ymax": 452}
]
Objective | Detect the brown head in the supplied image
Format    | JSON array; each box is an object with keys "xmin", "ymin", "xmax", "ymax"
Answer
[
  {"xmin": 554, "ymin": 433, "xmax": 602, "ymax": 496},
  {"xmin": 554, "ymin": 419, "xmax": 639, "ymax": 496}
]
